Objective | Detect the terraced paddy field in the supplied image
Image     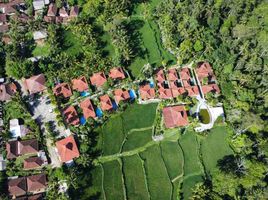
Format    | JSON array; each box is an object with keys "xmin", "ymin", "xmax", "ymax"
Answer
[{"xmin": 92, "ymin": 102, "xmax": 233, "ymax": 200}]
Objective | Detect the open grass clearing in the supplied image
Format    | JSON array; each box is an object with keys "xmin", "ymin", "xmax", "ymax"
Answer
[
  {"xmin": 140, "ymin": 145, "xmax": 172, "ymax": 200},
  {"xmin": 160, "ymin": 141, "xmax": 184, "ymax": 180},
  {"xmin": 102, "ymin": 115, "xmax": 125, "ymax": 156},
  {"xmin": 122, "ymin": 155, "xmax": 150, "ymax": 200},
  {"xmin": 103, "ymin": 160, "xmax": 125, "ymax": 200},
  {"xmin": 32, "ymin": 43, "xmax": 50, "ymax": 57},
  {"xmin": 122, "ymin": 128, "xmax": 152, "ymax": 152},
  {"xmin": 181, "ymin": 174, "xmax": 203, "ymax": 200},
  {"xmin": 200, "ymin": 126, "xmax": 233, "ymax": 174}
]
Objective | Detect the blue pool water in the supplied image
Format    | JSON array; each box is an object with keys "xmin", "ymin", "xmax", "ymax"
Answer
[
  {"xmin": 80, "ymin": 116, "xmax": 86, "ymax": 125},
  {"xmin": 129, "ymin": 89, "xmax": 136, "ymax": 99},
  {"xmin": 112, "ymin": 101, "xmax": 118, "ymax": 110},
  {"xmin": 149, "ymin": 81, "xmax": 154, "ymax": 88},
  {"xmin": 80, "ymin": 91, "xmax": 90, "ymax": 97},
  {"xmin": 96, "ymin": 108, "xmax": 103, "ymax": 118}
]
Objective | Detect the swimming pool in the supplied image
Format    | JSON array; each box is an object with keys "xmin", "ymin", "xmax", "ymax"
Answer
[
  {"xmin": 96, "ymin": 108, "xmax": 103, "ymax": 118},
  {"xmin": 129, "ymin": 89, "xmax": 136, "ymax": 99},
  {"xmin": 80, "ymin": 91, "xmax": 90, "ymax": 97}
]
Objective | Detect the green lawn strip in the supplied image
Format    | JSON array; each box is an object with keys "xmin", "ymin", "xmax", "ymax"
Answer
[
  {"xmin": 101, "ymin": 31, "xmax": 116, "ymax": 59},
  {"xmin": 102, "ymin": 115, "xmax": 125, "ymax": 156},
  {"xmin": 128, "ymin": 57, "xmax": 148, "ymax": 78},
  {"xmin": 102, "ymin": 160, "xmax": 125, "ymax": 200},
  {"xmin": 122, "ymin": 128, "xmax": 153, "ymax": 152},
  {"xmin": 140, "ymin": 145, "xmax": 172, "ymax": 200},
  {"xmin": 160, "ymin": 141, "xmax": 184, "ymax": 180},
  {"xmin": 121, "ymin": 103, "xmax": 158, "ymax": 132},
  {"xmin": 122, "ymin": 155, "xmax": 150, "ymax": 200},
  {"xmin": 32, "ymin": 43, "xmax": 50, "ymax": 57},
  {"xmin": 172, "ymin": 178, "xmax": 183, "ymax": 200},
  {"xmin": 200, "ymin": 126, "xmax": 234, "ymax": 175}
]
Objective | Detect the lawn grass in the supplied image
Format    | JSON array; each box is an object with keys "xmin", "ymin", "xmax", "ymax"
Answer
[
  {"xmin": 122, "ymin": 155, "xmax": 150, "ymax": 200},
  {"xmin": 122, "ymin": 103, "xmax": 158, "ymax": 132},
  {"xmin": 140, "ymin": 145, "xmax": 172, "ymax": 200},
  {"xmin": 103, "ymin": 160, "xmax": 125, "ymax": 200},
  {"xmin": 179, "ymin": 131, "xmax": 203, "ymax": 175},
  {"xmin": 102, "ymin": 115, "xmax": 125, "ymax": 155},
  {"xmin": 200, "ymin": 126, "xmax": 233, "ymax": 174},
  {"xmin": 128, "ymin": 57, "xmax": 148, "ymax": 78},
  {"xmin": 122, "ymin": 129, "xmax": 152, "ymax": 152},
  {"xmin": 160, "ymin": 141, "xmax": 184, "ymax": 180},
  {"xmin": 101, "ymin": 32, "xmax": 116, "ymax": 59},
  {"xmin": 32, "ymin": 43, "xmax": 50, "ymax": 57}
]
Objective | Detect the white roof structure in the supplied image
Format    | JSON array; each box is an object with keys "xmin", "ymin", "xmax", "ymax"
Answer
[
  {"xmin": 9, "ymin": 119, "xmax": 29, "ymax": 138},
  {"xmin": 33, "ymin": 31, "xmax": 47, "ymax": 40},
  {"xmin": 0, "ymin": 154, "xmax": 6, "ymax": 171},
  {"xmin": 33, "ymin": 0, "xmax": 45, "ymax": 10}
]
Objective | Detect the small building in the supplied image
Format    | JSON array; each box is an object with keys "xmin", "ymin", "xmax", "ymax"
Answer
[
  {"xmin": 196, "ymin": 62, "xmax": 215, "ymax": 84},
  {"xmin": 59, "ymin": 7, "xmax": 68, "ymax": 18},
  {"xmin": 69, "ymin": 6, "xmax": 79, "ymax": 18},
  {"xmin": 167, "ymin": 68, "xmax": 178, "ymax": 81},
  {"xmin": 24, "ymin": 74, "xmax": 46, "ymax": 95},
  {"xmin": 53, "ymin": 83, "xmax": 72, "ymax": 98},
  {"xmin": 9, "ymin": 119, "xmax": 29, "ymax": 138},
  {"xmin": 26, "ymin": 174, "xmax": 47, "ymax": 194},
  {"xmin": 23, "ymin": 157, "xmax": 44, "ymax": 170},
  {"xmin": 8, "ymin": 177, "xmax": 27, "ymax": 198},
  {"xmin": 71, "ymin": 76, "xmax": 88, "ymax": 92},
  {"xmin": 0, "ymin": 154, "xmax": 6, "ymax": 171},
  {"xmin": 63, "ymin": 106, "xmax": 79, "ymax": 126},
  {"xmin": 158, "ymin": 88, "xmax": 173, "ymax": 99},
  {"xmin": 109, "ymin": 67, "xmax": 126, "ymax": 80},
  {"xmin": 0, "ymin": 82, "xmax": 17, "ymax": 101},
  {"xmin": 90, "ymin": 72, "xmax": 107, "ymax": 88},
  {"xmin": 56, "ymin": 135, "xmax": 80, "ymax": 164},
  {"xmin": 80, "ymin": 98, "xmax": 96, "ymax": 119},
  {"xmin": 0, "ymin": 13, "xmax": 7, "ymax": 25},
  {"xmin": 33, "ymin": 0, "xmax": 49, "ymax": 11},
  {"xmin": 139, "ymin": 84, "xmax": 155, "ymax": 100},
  {"xmin": 185, "ymin": 86, "xmax": 199, "ymax": 97},
  {"xmin": 6, "ymin": 139, "xmax": 38, "ymax": 159},
  {"xmin": 33, "ymin": 31, "xmax": 47, "ymax": 45},
  {"xmin": 179, "ymin": 68, "xmax": 191, "ymax": 80},
  {"xmin": 171, "ymin": 87, "xmax": 186, "ymax": 98},
  {"xmin": 47, "ymin": 3, "xmax": 57, "ymax": 17},
  {"xmin": 162, "ymin": 106, "xmax": 189, "ymax": 128},
  {"xmin": 202, "ymin": 84, "xmax": 220, "ymax": 95},
  {"xmin": 155, "ymin": 69, "xmax": 165, "ymax": 83},
  {"xmin": 113, "ymin": 89, "xmax": 130, "ymax": 104},
  {"xmin": 99, "ymin": 94, "xmax": 113, "ymax": 111}
]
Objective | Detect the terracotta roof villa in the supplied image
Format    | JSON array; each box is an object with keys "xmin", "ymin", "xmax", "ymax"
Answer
[
  {"xmin": 155, "ymin": 69, "xmax": 165, "ymax": 83},
  {"xmin": 47, "ymin": 3, "xmax": 57, "ymax": 17},
  {"xmin": 185, "ymin": 86, "xmax": 199, "ymax": 97},
  {"xmin": 0, "ymin": 82, "xmax": 17, "ymax": 101},
  {"xmin": 80, "ymin": 98, "xmax": 96, "ymax": 119},
  {"xmin": 167, "ymin": 68, "xmax": 178, "ymax": 81},
  {"xmin": 8, "ymin": 177, "xmax": 27, "ymax": 197},
  {"xmin": 139, "ymin": 84, "xmax": 155, "ymax": 100},
  {"xmin": 56, "ymin": 135, "xmax": 80, "ymax": 163},
  {"xmin": 63, "ymin": 106, "xmax": 79, "ymax": 126},
  {"xmin": 109, "ymin": 67, "xmax": 126, "ymax": 80},
  {"xmin": 6, "ymin": 139, "xmax": 38, "ymax": 159},
  {"xmin": 23, "ymin": 157, "xmax": 44, "ymax": 170},
  {"xmin": 69, "ymin": 5, "xmax": 79, "ymax": 18},
  {"xmin": 26, "ymin": 174, "xmax": 47, "ymax": 193},
  {"xmin": 171, "ymin": 87, "xmax": 186, "ymax": 98},
  {"xmin": 71, "ymin": 76, "xmax": 88, "ymax": 92},
  {"xmin": 53, "ymin": 83, "xmax": 72, "ymax": 98},
  {"xmin": 90, "ymin": 72, "xmax": 107, "ymax": 88},
  {"xmin": 163, "ymin": 106, "xmax": 189, "ymax": 128},
  {"xmin": 100, "ymin": 94, "xmax": 113, "ymax": 111},
  {"xmin": 24, "ymin": 74, "xmax": 46, "ymax": 94},
  {"xmin": 113, "ymin": 89, "xmax": 130, "ymax": 104},
  {"xmin": 202, "ymin": 84, "xmax": 220, "ymax": 95},
  {"xmin": 196, "ymin": 62, "xmax": 215, "ymax": 83},
  {"xmin": 158, "ymin": 88, "xmax": 173, "ymax": 99}
]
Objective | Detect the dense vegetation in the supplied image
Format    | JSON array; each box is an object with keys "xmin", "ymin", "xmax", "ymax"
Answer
[{"xmin": 0, "ymin": 0, "xmax": 267, "ymax": 199}]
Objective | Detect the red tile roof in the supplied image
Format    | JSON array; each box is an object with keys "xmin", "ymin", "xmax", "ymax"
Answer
[
  {"xmin": 24, "ymin": 74, "xmax": 46, "ymax": 94},
  {"xmin": 6, "ymin": 139, "xmax": 38, "ymax": 159},
  {"xmin": 28, "ymin": 194, "xmax": 43, "ymax": 200},
  {"xmin": 185, "ymin": 86, "xmax": 199, "ymax": 96},
  {"xmin": 109, "ymin": 67, "xmax": 125, "ymax": 80},
  {"xmin": 26, "ymin": 174, "xmax": 47, "ymax": 193},
  {"xmin": 158, "ymin": 88, "xmax": 173, "ymax": 99},
  {"xmin": 23, "ymin": 157, "xmax": 43, "ymax": 170},
  {"xmin": 182, "ymin": 79, "xmax": 191, "ymax": 88},
  {"xmin": 163, "ymin": 106, "xmax": 188, "ymax": 128},
  {"xmin": 171, "ymin": 88, "xmax": 186, "ymax": 98},
  {"xmin": 70, "ymin": 6, "xmax": 79, "ymax": 17},
  {"xmin": 169, "ymin": 81, "xmax": 180, "ymax": 89},
  {"xmin": 0, "ymin": 82, "xmax": 17, "ymax": 101},
  {"xmin": 8, "ymin": 177, "xmax": 27, "ymax": 197},
  {"xmin": 155, "ymin": 69, "xmax": 165, "ymax": 83},
  {"xmin": 202, "ymin": 84, "xmax": 220, "ymax": 94},
  {"xmin": 113, "ymin": 89, "xmax": 130, "ymax": 104},
  {"xmin": 53, "ymin": 83, "xmax": 72, "ymax": 98},
  {"xmin": 100, "ymin": 94, "xmax": 113, "ymax": 111},
  {"xmin": 179, "ymin": 68, "xmax": 191, "ymax": 80},
  {"xmin": 71, "ymin": 76, "xmax": 89, "ymax": 92},
  {"xmin": 139, "ymin": 84, "xmax": 155, "ymax": 100},
  {"xmin": 80, "ymin": 98, "xmax": 96, "ymax": 119},
  {"xmin": 167, "ymin": 68, "xmax": 178, "ymax": 81},
  {"xmin": 47, "ymin": 3, "xmax": 57, "ymax": 17},
  {"xmin": 56, "ymin": 135, "xmax": 80, "ymax": 163},
  {"xmin": 90, "ymin": 72, "xmax": 107, "ymax": 88},
  {"xmin": 63, "ymin": 106, "xmax": 79, "ymax": 126},
  {"xmin": 196, "ymin": 62, "xmax": 213, "ymax": 79},
  {"xmin": 59, "ymin": 7, "xmax": 68, "ymax": 17}
]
